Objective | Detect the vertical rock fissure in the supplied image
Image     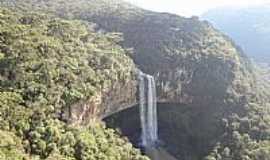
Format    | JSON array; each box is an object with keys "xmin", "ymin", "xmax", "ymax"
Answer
[{"xmin": 139, "ymin": 72, "xmax": 158, "ymax": 147}]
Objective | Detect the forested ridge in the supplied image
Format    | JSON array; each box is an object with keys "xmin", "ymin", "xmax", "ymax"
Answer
[
  {"xmin": 0, "ymin": 7, "xmax": 147, "ymax": 160},
  {"xmin": 0, "ymin": 0, "xmax": 270, "ymax": 160}
]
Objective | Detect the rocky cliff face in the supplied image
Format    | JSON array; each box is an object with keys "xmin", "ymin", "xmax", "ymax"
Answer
[
  {"xmin": 49, "ymin": 0, "xmax": 255, "ymax": 106},
  {"xmin": 1, "ymin": 0, "xmax": 256, "ymax": 121},
  {"xmin": 1, "ymin": 2, "xmax": 270, "ymax": 160},
  {"xmin": 67, "ymin": 77, "xmax": 137, "ymax": 125}
]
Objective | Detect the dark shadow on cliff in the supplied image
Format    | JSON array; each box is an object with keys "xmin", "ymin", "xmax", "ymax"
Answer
[{"xmin": 103, "ymin": 103, "xmax": 226, "ymax": 160}]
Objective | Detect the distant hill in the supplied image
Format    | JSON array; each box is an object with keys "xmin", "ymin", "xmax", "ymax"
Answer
[{"xmin": 202, "ymin": 5, "xmax": 270, "ymax": 63}]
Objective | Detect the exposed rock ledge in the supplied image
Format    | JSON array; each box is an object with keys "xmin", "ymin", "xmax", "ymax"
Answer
[
  {"xmin": 66, "ymin": 53, "xmax": 253, "ymax": 125},
  {"xmin": 55, "ymin": 0, "xmax": 255, "ymax": 125},
  {"xmin": 65, "ymin": 77, "xmax": 138, "ymax": 125}
]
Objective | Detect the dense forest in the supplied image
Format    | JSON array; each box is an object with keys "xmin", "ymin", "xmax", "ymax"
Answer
[
  {"xmin": 0, "ymin": 7, "xmax": 147, "ymax": 160},
  {"xmin": 0, "ymin": 0, "xmax": 270, "ymax": 160}
]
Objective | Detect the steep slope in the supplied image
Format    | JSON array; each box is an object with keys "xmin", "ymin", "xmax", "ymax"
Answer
[
  {"xmin": 1, "ymin": 1, "xmax": 270, "ymax": 160},
  {"xmin": 1, "ymin": 0, "xmax": 256, "ymax": 104},
  {"xmin": 0, "ymin": 7, "xmax": 148, "ymax": 160},
  {"xmin": 202, "ymin": 5, "xmax": 270, "ymax": 63},
  {"xmin": 0, "ymin": 3, "xmax": 139, "ymax": 124}
]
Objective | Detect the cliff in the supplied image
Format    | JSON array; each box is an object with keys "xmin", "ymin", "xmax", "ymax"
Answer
[
  {"xmin": 1, "ymin": 1, "xmax": 270, "ymax": 160},
  {"xmin": 1, "ymin": 0, "xmax": 257, "ymax": 115},
  {"xmin": 0, "ymin": 7, "xmax": 148, "ymax": 160}
]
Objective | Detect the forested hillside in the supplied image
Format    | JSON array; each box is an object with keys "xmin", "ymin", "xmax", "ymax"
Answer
[
  {"xmin": 0, "ymin": 7, "xmax": 147, "ymax": 160},
  {"xmin": 0, "ymin": 0, "xmax": 270, "ymax": 160}
]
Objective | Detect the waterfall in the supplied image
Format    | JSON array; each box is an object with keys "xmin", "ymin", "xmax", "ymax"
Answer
[{"xmin": 139, "ymin": 72, "xmax": 158, "ymax": 147}]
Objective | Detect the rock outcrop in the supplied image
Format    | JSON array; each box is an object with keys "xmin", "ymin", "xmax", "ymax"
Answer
[
  {"xmin": 2, "ymin": 1, "xmax": 270, "ymax": 160},
  {"xmin": 1, "ymin": 0, "xmax": 256, "ymax": 122},
  {"xmin": 67, "ymin": 77, "xmax": 137, "ymax": 125}
]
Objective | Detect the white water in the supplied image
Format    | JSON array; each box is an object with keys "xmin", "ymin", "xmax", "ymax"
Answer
[{"xmin": 139, "ymin": 72, "xmax": 158, "ymax": 147}]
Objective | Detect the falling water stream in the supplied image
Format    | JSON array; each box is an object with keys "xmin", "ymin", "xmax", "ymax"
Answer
[
  {"xmin": 139, "ymin": 72, "xmax": 158, "ymax": 147},
  {"xmin": 139, "ymin": 72, "xmax": 177, "ymax": 160}
]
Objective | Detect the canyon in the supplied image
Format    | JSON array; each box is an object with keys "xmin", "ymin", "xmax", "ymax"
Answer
[{"xmin": 0, "ymin": 0, "xmax": 270, "ymax": 160}]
